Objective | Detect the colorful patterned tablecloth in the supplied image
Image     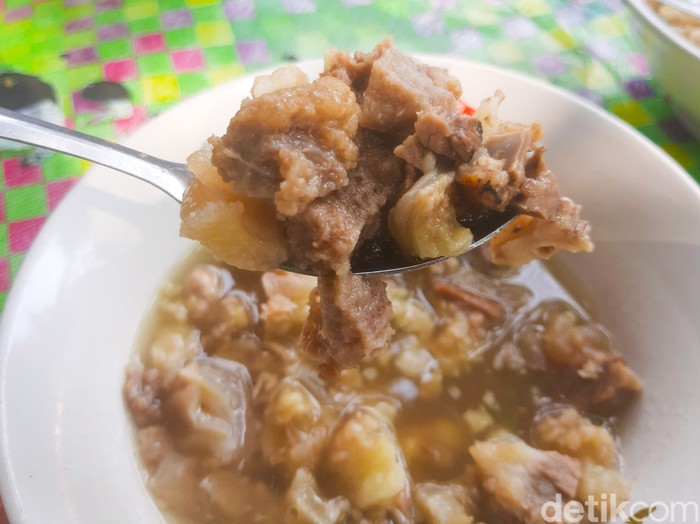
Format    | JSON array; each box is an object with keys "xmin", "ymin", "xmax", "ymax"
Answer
[{"xmin": 1, "ymin": 0, "xmax": 700, "ymax": 319}]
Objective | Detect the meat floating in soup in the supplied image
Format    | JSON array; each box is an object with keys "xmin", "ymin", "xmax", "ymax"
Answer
[
  {"xmin": 126, "ymin": 254, "xmax": 640, "ymax": 523},
  {"xmin": 125, "ymin": 41, "xmax": 640, "ymax": 523}
]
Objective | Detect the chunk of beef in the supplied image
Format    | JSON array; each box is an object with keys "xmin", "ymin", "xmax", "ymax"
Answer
[
  {"xmin": 285, "ymin": 130, "xmax": 406, "ymax": 274},
  {"xmin": 415, "ymin": 112, "xmax": 482, "ymax": 162},
  {"xmin": 511, "ymin": 147, "xmax": 562, "ymax": 220},
  {"xmin": 358, "ymin": 46, "xmax": 461, "ymax": 134},
  {"xmin": 542, "ymin": 306, "xmax": 641, "ymax": 407},
  {"xmin": 393, "ymin": 134, "xmax": 437, "ymax": 174},
  {"xmin": 395, "ymin": 111, "xmax": 482, "ymax": 170},
  {"xmin": 533, "ymin": 408, "xmax": 631, "ymax": 515},
  {"xmin": 455, "ymin": 124, "xmax": 535, "ymax": 212},
  {"xmin": 456, "ymin": 147, "xmax": 518, "ymax": 212},
  {"xmin": 211, "ymin": 75, "xmax": 360, "ymax": 217},
  {"xmin": 301, "ymin": 273, "xmax": 393, "ymax": 373},
  {"xmin": 505, "ymin": 301, "xmax": 641, "ymax": 412},
  {"xmin": 324, "ymin": 37, "xmax": 392, "ymax": 97},
  {"xmin": 483, "ymin": 127, "xmax": 531, "ymax": 182},
  {"xmin": 433, "ymin": 281, "xmax": 505, "ymax": 320},
  {"xmin": 181, "ymin": 265, "xmax": 258, "ymax": 348},
  {"xmin": 325, "ymin": 38, "xmax": 460, "ymax": 111},
  {"xmin": 470, "ymin": 438, "xmax": 580, "ymax": 524}
]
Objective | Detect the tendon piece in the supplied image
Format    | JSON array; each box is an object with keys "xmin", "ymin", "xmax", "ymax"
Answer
[
  {"xmin": 301, "ymin": 273, "xmax": 393, "ymax": 372},
  {"xmin": 389, "ymin": 170, "xmax": 473, "ymax": 259},
  {"xmin": 470, "ymin": 437, "xmax": 581, "ymax": 524},
  {"xmin": 211, "ymin": 75, "xmax": 360, "ymax": 217},
  {"xmin": 147, "ymin": 326, "xmax": 203, "ymax": 387},
  {"xmin": 261, "ymin": 379, "xmax": 328, "ymax": 473},
  {"xmin": 414, "ymin": 483, "xmax": 474, "ymax": 524},
  {"xmin": 488, "ymin": 199, "xmax": 593, "ymax": 267},
  {"xmin": 201, "ymin": 469, "xmax": 284, "ymax": 522},
  {"xmin": 533, "ymin": 406, "xmax": 618, "ymax": 469},
  {"xmin": 164, "ymin": 357, "xmax": 251, "ymax": 466},
  {"xmin": 472, "ymin": 90, "xmax": 505, "ymax": 139},
  {"xmin": 577, "ymin": 461, "xmax": 630, "ymax": 515},
  {"xmin": 181, "ymin": 148, "xmax": 288, "ymax": 271},
  {"xmin": 285, "ymin": 468, "xmax": 351, "ymax": 524},
  {"xmin": 148, "ymin": 452, "xmax": 207, "ymax": 519},
  {"xmin": 181, "ymin": 264, "xmax": 234, "ymax": 322},
  {"xmin": 261, "ymin": 270, "xmax": 318, "ymax": 339},
  {"xmin": 324, "ymin": 406, "xmax": 410, "ymax": 511},
  {"xmin": 180, "ymin": 264, "xmax": 258, "ymax": 348},
  {"xmin": 251, "ymin": 64, "xmax": 310, "ymax": 99}
]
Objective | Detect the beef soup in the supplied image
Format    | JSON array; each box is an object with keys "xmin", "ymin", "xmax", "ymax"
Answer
[
  {"xmin": 125, "ymin": 253, "xmax": 640, "ymax": 523},
  {"xmin": 124, "ymin": 41, "xmax": 640, "ymax": 523}
]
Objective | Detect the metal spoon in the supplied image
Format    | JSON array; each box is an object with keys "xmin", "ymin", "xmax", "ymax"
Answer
[{"xmin": 0, "ymin": 107, "xmax": 513, "ymax": 277}]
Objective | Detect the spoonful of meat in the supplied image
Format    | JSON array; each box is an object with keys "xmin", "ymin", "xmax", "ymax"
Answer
[
  {"xmin": 0, "ymin": 105, "xmax": 514, "ymax": 277},
  {"xmin": 1, "ymin": 40, "xmax": 594, "ymax": 376}
]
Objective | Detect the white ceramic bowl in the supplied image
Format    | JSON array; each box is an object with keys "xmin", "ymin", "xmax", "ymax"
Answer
[
  {"xmin": 625, "ymin": 0, "xmax": 700, "ymax": 138},
  {"xmin": 2, "ymin": 58, "xmax": 700, "ymax": 523}
]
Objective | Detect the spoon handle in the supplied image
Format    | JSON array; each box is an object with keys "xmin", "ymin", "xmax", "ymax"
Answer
[{"xmin": 0, "ymin": 107, "xmax": 192, "ymax": 202}]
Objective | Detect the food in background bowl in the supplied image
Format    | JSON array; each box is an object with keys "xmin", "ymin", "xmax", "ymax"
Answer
[
  {"xmin": 626, "ymin": 0, "xmax": 700, "ymax": 138},
  {"xmin": 647, "ymin": 0, "xmax": 700, "ymax": 46},
  {"xmin": 125, "ymin": 254, "xmax": 640, "ymax": 523}
]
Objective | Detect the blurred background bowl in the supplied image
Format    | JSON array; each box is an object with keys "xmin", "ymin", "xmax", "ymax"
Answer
[{"xmin": 625, "ymin": 0, "xmax": 700, "ymax": 139}]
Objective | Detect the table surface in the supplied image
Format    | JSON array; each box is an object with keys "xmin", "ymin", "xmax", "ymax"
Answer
[{"xmin": 1, "ymin": 0, "xmax": 700, "ymax": 520}]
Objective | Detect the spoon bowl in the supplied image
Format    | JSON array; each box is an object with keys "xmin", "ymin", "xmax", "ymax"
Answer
[{"xmin": 0, "ymin": 106, "xmax": 512, "ymax": 277}]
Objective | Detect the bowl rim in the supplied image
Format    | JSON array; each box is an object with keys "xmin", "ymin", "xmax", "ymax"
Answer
[{"xmin": 624, "ymin": 0, "xmax": 700, "ymax": 61}]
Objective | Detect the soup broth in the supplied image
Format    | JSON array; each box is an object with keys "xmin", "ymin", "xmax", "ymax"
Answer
[{"xmin": 125, "ymin": 251, "xmax": 640, "ymax": 523}]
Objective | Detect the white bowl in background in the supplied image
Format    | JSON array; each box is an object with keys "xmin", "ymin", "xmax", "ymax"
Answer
[
  {"xmin": 625, "ymin": 0, "xmax": 700, "ymax": 138},
  {"xmin": 1, "ymin": 58, "xmax": 700, "ymax": 523}
]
